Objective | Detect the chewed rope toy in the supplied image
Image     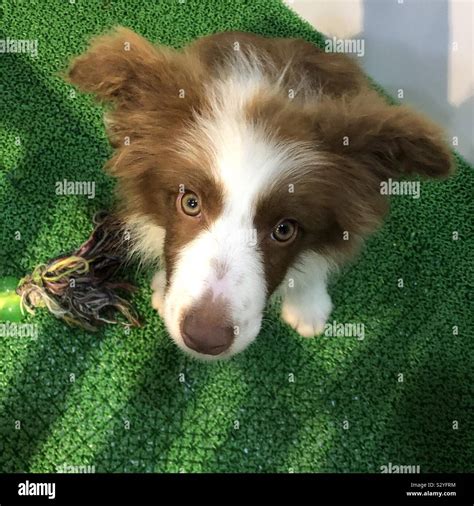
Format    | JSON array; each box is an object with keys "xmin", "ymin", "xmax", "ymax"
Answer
[{"xmin": 0, "ymin": 212, "xmax": 141, "ymax": 331}]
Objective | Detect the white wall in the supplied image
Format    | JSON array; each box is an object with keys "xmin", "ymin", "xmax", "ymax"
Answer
[{"xmin": 285, "ymin": 0, "xmax": 473, "ymax": 163}]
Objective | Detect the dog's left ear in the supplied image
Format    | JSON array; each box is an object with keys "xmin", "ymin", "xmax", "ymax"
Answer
[
  {"xmin": 312, "ymin": 91, "xmax": 455, "ymax": 180},
  {"xmin": 303, "ymin": 91, "xmax": 455, "ymax": 248},
  {"xmin": 66, "ymin": 27, "xmax": 184, "ymax": 107}
]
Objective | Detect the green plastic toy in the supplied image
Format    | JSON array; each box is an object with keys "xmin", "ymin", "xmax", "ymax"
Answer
[{"xmin": 0, "ymin": 276, "xmax": 23, "ymax": 322}]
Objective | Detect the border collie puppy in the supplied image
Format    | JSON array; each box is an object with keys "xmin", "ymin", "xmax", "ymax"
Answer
[{"xmin": 67, "ymin": 28, "xmax": 453, "ymax": 359}]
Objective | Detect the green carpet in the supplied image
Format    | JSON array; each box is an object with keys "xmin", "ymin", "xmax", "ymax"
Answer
[{"xmin": 0, "ymin": 0, "xmax": 472, "ymax": 473}]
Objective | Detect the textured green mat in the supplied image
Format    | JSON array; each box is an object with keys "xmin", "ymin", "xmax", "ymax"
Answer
[{"xmin": 0, "ymin": 0, "xmax": 472, "ymax": 473}]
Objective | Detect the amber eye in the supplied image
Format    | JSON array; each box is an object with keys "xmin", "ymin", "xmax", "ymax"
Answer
[
  {"xmin": 179, "ymin": 191, "xmax": 201, "ymax": 217},
  {"xmin": 272, "ymin": 219, "xmax": 298, "ymax": 243}
]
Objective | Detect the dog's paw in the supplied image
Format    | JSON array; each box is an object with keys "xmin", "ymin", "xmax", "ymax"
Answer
[
  {"xmin": 151, "ymin": 270, "xmax": 166, "ymax": 318},
  {"xmin": 281, "ymin": 293, "xmax": 332, "ymax": 338}
]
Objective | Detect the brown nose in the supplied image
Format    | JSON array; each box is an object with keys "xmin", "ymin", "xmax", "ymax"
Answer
[{"xmin": 181, "ymin": 311, "xmax": 234, "ymax": 355}]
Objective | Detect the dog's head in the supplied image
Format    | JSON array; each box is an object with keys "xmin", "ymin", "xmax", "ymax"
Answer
[{"xmin": 67, "ymin": 28, "xmax": 453, "ymax": 359}]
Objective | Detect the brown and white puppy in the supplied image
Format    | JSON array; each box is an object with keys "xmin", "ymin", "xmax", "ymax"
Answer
[{"xmin": 67, "ymin": 28, "xmax": 453, "ymax": 360}]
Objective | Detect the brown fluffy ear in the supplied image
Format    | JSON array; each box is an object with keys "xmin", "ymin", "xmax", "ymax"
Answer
[
  {"xmin": 301, "ymin": 92, "xmax": 455, "ymax": 257},
  {"xmin": 66, "ymin": 27, "xmax": 180, "ymax": 106},
  {"xmin": 312, "ymin": 91, "xmax": 455, "ymax": 180}
]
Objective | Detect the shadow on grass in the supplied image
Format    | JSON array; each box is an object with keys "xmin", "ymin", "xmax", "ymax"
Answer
[
  {"xmin": 91, "ymin": 356, "xmax": 215, "ymax": 472},
  {"xmin": 0, "ymin": 316, "xmax": 103, "ymax": 472},
  {"xmin": 85, "ymin": 157, "xmax": 472, "ymax": 473},
  {"xmin": 200, "ymin": 243, "xmax": 472, "ymax": 472},
  {"xmin": 0, "ymin": 49, "xmax": 113, "ymax": 471},
  {"xmin": 0, "ymin": 50, "xmax": 113, "ymax": 276}
]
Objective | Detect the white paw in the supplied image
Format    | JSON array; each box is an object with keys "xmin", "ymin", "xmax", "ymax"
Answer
[
  {"xmin": 281, "ymin": 293, "xmax": 332, "ymax": 338},
  {"xmin": 151, "ymin": 270, "xmax": 166, "ymax": 318}
]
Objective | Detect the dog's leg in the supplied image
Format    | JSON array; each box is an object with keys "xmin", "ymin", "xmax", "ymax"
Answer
[
  {"xmin": 280, "ymin": 252, "xmax": 333, "ymax": 337},
  {"xmin": 151, "ymin": 270, "xmax": 167, "ymax": 318}
]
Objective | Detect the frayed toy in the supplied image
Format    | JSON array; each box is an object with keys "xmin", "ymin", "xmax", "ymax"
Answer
[{"xmin": 0, "ymin": 212, "xmax": 140, "ymax": 331}]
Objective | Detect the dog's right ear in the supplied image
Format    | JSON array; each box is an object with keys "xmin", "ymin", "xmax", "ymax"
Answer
[{"xmin": 66, "ymin": 27, "xmax": 180, "ymax": 107}]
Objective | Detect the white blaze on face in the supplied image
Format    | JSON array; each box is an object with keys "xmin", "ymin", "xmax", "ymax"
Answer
[
  {"xmin": 163, "ymin": 213, "xmax": 266, "ymax": 359},
  {"xmin": 163, "ymin": 70, "xmax": 315, "ymax": 359}
]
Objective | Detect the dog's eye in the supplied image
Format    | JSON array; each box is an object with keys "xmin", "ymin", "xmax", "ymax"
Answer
[
  {"xmin": 272, "ymin": 219, "xmax": 298, "ymax": 243},
  {"xmin": 180, "ymin": 191, "xmax": 201, "ymax": 217}
]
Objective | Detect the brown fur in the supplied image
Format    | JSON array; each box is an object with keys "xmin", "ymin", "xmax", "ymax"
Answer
[
  {"xmin": 67, "ymin": 27, "xmax": 225, "ymax": 281},
  {"xmin": 67, "ymin": 27, "xmax": 454, "ymax": 297},
  {"xmin": 186, "ymin": 31, "xmax": 370, "ymax": 98},
  {"xmin": 180, "ymin": 288, "xmax": 234, "ymax": 355}
]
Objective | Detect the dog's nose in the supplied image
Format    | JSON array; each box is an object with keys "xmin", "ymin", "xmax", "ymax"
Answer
[{"xmin": 181, "ymin": 312, "xmax": 234, "ymax": 355}]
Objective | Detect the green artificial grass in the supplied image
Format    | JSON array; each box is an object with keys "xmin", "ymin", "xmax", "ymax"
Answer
[{"xmin": 0, "ymin": 0, "xmax": 472, "ymax": 473}]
